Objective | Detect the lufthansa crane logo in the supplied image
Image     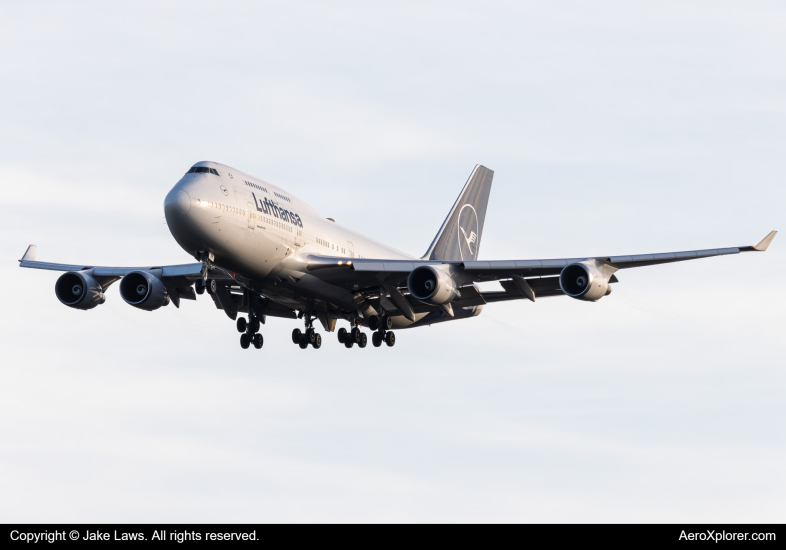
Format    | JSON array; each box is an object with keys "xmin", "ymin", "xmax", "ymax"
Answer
[{"xmin": 456, "ymin": 204, "xmax": 479, "ymax": 260}]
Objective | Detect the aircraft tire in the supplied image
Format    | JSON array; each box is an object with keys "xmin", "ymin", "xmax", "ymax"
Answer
[
  {"xmin": 253, "ymin": 333, "xmax": 264, "ymax": 349},
  {"xmin": 358, "ymin": 333, "xmax": 367, "ymax": 348},
  {"xmin": 195, "ymin": 282, "xmax": 205, "ymax": 295},
  {"xmin": 372, "ymin": 332, "xmax": 382, "ymax": 347},
  {"xmin": 240, "ymin": 333, "xmax": 250, "ymax": 349},
  {"xmin": 237, "ymin": 317, "xmax": 247, "ymax": 333},
  {"xmin": 305, "ymin": 328, "xmax": 316, "ymax": 344},
  {"xmin": 207, "ymin": 279, "xmax": 218, "ymax": 295},
  {"xmin": 383, "ymin": 316, "xmax": 393, "ymax": 330},
  {"xmin": 249, "ymin": 318, "xmax": 260, "ymax": 334},
  {"xmin": 368, "ymin": 316, "xmax": 380, "ymax": 331},
  {"xmin": 313, "ymin": 334, "xmax": 322, "ymax": 349},
  {"xmin": 292, "ymin": 328, "xmax": 302, "ymax": 344},
  {"xmin": 344, "ymin": 339, "xmax": 354, "ymax": 349},
  {"xmin": 337, "ymin": 328, "xmax": 347, "ymax": 343},
  {"xmin": 385, "ymin": 331, "xmax": 395, "ymax": 347},
  {"xmin": 299, "ymin": 337, "xmax": 309, "ymax": 349},
  {"xmin": 351, "ymin": 327, "xmax": 361, "ymax": 343}
]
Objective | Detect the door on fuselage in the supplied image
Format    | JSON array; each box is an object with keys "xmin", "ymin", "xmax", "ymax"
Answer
[
  {"xmin": 347, "ymin": 241, "xmax": 355, "ymax": 257},
  {"xmin": 247, "ymin": 202, "xmax": 255, "ymax": 229}
]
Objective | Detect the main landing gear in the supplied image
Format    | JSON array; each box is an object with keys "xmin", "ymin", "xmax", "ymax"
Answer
[
  {"xmin": 237, "ymin": 314, "xmax": 263, "ymax": 349},
  {"xmin": 292, "ymin": 314, "xmax": 322, "ymax": 349},
  {"xmin": 337, "ymin": 327, "xmax": 366, "ymax": 348},
  {"xmin": 339, "ymin": 315, "xmax": 395, "ymax": 348}
]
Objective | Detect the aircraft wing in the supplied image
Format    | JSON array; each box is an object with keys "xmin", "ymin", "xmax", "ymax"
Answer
[
  {"xmin": 17, "ymin": 245, "xmax": 299, "ymax": 317},
  {"xmin": 17, "ymin": 245, "xmax": 216, "ymax": 308},
  {"xmin": 302, "ymin": 231, "xmax": 777, "ymax": 292},
  {"xmin": 18, "ymin": 245, "xmax": 205, "ymax": 277}
]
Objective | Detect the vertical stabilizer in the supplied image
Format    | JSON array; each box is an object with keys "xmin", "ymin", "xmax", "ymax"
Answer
[{"xmin": 422, "ymin": 165, "xmax": 494, "ymax": 261}]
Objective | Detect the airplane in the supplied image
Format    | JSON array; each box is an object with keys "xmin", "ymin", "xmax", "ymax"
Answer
[{"xmin": 19, "ymin": 162, "xmax": 777, "ymax": 350}]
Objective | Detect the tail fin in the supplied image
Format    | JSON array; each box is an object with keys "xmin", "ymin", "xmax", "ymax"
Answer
[{"xmin": 422, "ymin": 165, "xmax": 494, "ymax": 261}]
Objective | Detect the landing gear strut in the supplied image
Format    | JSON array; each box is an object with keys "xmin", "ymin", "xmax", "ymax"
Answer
[
  {"xmin": 238, "ymin": 289, "xmax": 264, "ymax": 350},
  {"xmin": 337, "ymin": 317, "xmax": 394, "ymax": 349},
  {"xmin": 368, "ymin": 315, "xmax": 393, "ymax": 332},
  {"xmin": 372, "ymin": 315, "xmax": 395, "ymax": 348},
  {"xmin": 293, "ymin": 313, "xmax": 322, "ymax": 349},
  {"xmin": 239, "ymin": 317, "xmax": 264, "ymax": 349}
]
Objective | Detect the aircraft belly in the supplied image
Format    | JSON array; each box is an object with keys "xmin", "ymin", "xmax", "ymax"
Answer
[{"xmin": 272, "ymin": 272, "xmax": 359, "ymax": 309}]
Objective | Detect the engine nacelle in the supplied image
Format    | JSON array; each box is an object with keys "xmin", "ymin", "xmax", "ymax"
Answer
[
  {"xmin": 407, "ymin": 265, "xmax": 459, "ymax": 305},
  {"xmin": 119, "ymin": 271, "xmax": 169, "ymax": 311},
  {"xmin": 559, "ymin": 262, "xmax": 611, "ymax": 302},
  {"xmin": 55, "ymin": 271, "xmax": 106, "ymax": 310}
]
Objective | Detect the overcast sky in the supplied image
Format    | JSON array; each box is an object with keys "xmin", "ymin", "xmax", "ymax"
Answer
[{"xmin": 1, "ymin": 1, "xmax": 784, "ymax": 522}]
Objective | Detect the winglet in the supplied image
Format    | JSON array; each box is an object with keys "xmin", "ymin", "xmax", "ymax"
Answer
[
  {"xmin": 753, "ymin": 230, "xmax": 777, "ymax": 251},
  {"xmin": 21, "ymin": 244, "xmax": 37, "ymax": 262}
]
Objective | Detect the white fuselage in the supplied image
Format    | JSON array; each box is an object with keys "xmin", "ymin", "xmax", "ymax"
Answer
[{"xmin": 164, "ymin": 161, "xmax": 412, "ymax": 282}]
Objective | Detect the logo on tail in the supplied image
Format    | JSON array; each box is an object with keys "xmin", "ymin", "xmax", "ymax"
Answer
[
  {"xmin": 457, "ymin": 204, "xmax": 479, "ymax": 260},
  {"xmin": 422, "ymin": 164, "xmax": 493, "ymax": 261}
]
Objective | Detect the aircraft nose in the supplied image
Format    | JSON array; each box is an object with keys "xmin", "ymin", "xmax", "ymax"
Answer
[{"xmin": 164, "ymin": 187, "xmax": 191, "ymax": 219}]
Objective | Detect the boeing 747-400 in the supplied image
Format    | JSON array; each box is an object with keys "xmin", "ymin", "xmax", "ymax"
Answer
[{"xmin": 19, "ymin": 162, "xmax": 777, "ymax": 349}]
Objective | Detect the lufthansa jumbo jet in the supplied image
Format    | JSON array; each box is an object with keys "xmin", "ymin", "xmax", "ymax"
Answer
[{"xmin": 19, "ymin": 162, "xmax": 776, "ymax": 350}]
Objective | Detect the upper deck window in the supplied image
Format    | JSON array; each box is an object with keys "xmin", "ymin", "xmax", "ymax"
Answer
[
  {"xmin": 244, "ymin": 180, "xmax": 268, "ymax": 193},
  {"xmin": 187, "ymin": 167, "xmax": 220, "ymax": 176}
]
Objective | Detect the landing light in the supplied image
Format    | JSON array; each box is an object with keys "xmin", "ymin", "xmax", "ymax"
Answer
[
  {"xmin": 337, "ymin": 261, "xmax": 343, "ymax": 265},
  {"xmin": 347, "ymin": 261, "xmax": 352, "ymax": 265}
]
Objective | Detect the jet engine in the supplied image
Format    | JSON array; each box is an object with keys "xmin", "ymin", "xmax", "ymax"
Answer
[
  {"xmin": 407, "ymin": 265, "xmax": 458, "ymax": 305},
  {"xmin": 559, "ymin": 262, "xmax": 611, "ymax": 302},
  {"xmin": 55, "ymin": 271, "xmax": 106, "ymax": 310},
  {"xmin": 119, "ymin": 271, "xmax": 170, "ymax": 311}
]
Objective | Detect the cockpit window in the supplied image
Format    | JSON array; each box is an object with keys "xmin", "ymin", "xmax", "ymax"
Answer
[{"xmin": 186, "ymin": 167, "xmax": 220, "ymax": 175}]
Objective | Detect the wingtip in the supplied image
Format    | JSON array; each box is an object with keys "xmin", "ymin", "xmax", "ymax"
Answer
[
  {"xmin": 20, "ymin": 244, "xmax": 37, "ymax": 262},
  {"xmin": 753, "ymin": 230, "xmax": 777, "ymax": 251}
]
